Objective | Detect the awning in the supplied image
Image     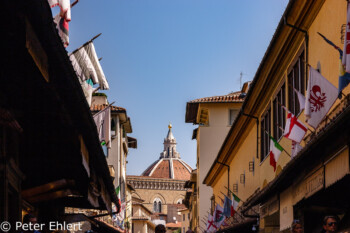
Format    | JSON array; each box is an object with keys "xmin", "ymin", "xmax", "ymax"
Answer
[
  {"xmin": 217, "ymin": 218, "xmax": 256, "ymax": 233},
  {"xmin": 1, "ymin": 0, "xmax": 119, "ymax": 212}
]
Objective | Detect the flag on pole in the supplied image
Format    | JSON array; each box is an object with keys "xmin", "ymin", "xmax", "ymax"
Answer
[
  {"xmin": 115, "ymin": 185, "xmax": 122, "ymax": 213},
  {"xmin": 48, "ymin": 0, "xmax": 71, "ymax": 21},
  {"xmin": 291, "ymin": 141, "xmax": 303, "ymax": 158},
  {"xmin": 206, "ymin": 214, "xmax": 218, "ymax": 233},
  {"xmin": 223, "ymin": 196, "xmax": 232, "ymax": 217},
  {"xmin": 93, "ymin": 106, "xmax": 111, "ymax": 148},
  {"xmin": 283, "ymin": 111, "xmax": 307, "ymax": 143},
  {"xmin": 294, "ymin": 88, "xmax": 306, "ymax": 111},
  {"xmin": 343, "ymin": 1, "xmax": 350, "ymax": 73},
  {"xmin": 53, "ymin": 13, "xmax": 69, "ymax": 47},
  {"xmin": 48, "ymin": 0, "xmax": 71, "ymax": 47},
  {"xmin": 339, "ymin": 56, "xmax": 350, "ymax": 98},
  {"xmin": 269, "ymin": 136, "xmax": 284, "ymax": 171},
  {"xmin": 213, "ymin": 204, "xmax": 226, "ymax": 228},
  {"xmin": 305, "ymin": 67, "xmax": 338, "ymax": 128},
  {"xmin": 317, "ymin": 32, "xmax": 350, "ymax": 98},
  {"xmin": 231, "ymin": 193, "xmax": 241, "ymax": 217}
]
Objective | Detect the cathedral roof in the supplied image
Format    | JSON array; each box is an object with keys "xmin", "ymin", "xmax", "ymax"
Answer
[
  {"xmin": 141, "ymin": 124, "xmax": 192, "ymax": 180},
  {"xmin": 141, "ymin": 158, "xmax": 192, "ymax": 180}
]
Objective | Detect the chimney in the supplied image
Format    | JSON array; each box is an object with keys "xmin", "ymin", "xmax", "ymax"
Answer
[{"xmin": 91, "ymin": 93, "xmax": 108, "ymax": 105}]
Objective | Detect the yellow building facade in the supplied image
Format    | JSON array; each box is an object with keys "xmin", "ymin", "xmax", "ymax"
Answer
[{"xmin": 204, "ymin": 0, "xmax": 349, "ymax": 232}]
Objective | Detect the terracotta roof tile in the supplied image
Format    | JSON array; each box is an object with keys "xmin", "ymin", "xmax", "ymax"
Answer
[
  {"xmin": 140, "ymin": 159, "xmax": 192, "ymax": 180},
  {"xmin": 173, "ymin": 160, "xmax": 191, "ymax": 180},
  {"xmin": 189, "ymin": 91, "xmax": 244, "ymax": 104},
  {"xmin": 90, "ymin": 104, "xmax": 126, "ymax": 112},
  {"xmin": 149, "ymin": 160, "xmax": 171, "ymax": 179},
  {"xmin": 166, "ymin": 222, "xmax": 182, "ymax": 228}
]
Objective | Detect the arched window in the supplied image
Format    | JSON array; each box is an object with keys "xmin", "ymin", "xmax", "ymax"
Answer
[
  {"xmin": 153, "ymin": 198, "xmax": 162, "ymax": 213},
  {"xmin": 153, "ymin": 201, "xmax": 157, "ymax": 212},
  {"xmin": 158, "ymin": 201, "xmax": 162, "ymax": 213}
]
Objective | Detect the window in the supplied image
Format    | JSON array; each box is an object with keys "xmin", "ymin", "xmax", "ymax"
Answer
[
  {"xmin": 183, "ymin": 214, "xmax": 185, "ymax": 221},
  {"xmin": 198, "ymin": 108, "xmax": 209, "ymax": 125},
  {"xmin": 273, "ymin": 84, "xmax": 286, "ymax": 140},
  {"xmin": 260, "ymin": 107, "xmax": 271, "ymax": 161},
  {"xmin": 153, "ymin": 198, "xmax": 162, "ymax": 213},
  {"xmin": 229, "ymin": 109, "xmax": 239, "ymax": 125},
  {"xmin": 288, "ymin": 51, "xmax": 305, "ymax": 115}
]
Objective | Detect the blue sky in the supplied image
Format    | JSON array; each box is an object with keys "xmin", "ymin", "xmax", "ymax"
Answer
[{"xmin": 64, "ymin": 0, "xmax": 289, "ymax": 175}]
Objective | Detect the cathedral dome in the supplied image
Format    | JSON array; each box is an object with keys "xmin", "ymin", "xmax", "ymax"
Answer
[{"xmin": 141, "ymin": 124, "xmax": 192, "ymax": 180}]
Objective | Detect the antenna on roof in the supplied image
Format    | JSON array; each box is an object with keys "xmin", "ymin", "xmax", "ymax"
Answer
[{"xmin": 240, "ymin": 72, "xmax": 245, "ymax": 89}]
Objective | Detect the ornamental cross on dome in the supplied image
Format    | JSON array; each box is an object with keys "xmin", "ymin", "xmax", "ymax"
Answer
[{"xmin": 309, "ymin": 85, "xmax": 327, "ymax": 112}]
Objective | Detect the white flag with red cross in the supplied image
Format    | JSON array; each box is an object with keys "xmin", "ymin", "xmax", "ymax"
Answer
[
  {"xmin": 283, "ymin": 111, "xmax": 307, "ymax": 144},
  {"xmin": 305, "ymin": 67, "xmax": 338, "ymax": 128},
  {"xmin": 207, "ymin": 214, "xmax": 218, "ymax": 233}
]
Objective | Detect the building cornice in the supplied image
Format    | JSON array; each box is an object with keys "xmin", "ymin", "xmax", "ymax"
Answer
[
  {"xmin": 203, "ymin": 0, "xmax": 326, "ymax": 186},
  {"xmin": 127, "ymin": 177, "xmax": 187, "ymax": 191}
]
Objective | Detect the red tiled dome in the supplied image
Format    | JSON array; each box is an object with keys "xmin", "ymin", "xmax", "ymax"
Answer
[{"xmin": 142, "ymin": 158, "xmax": 192, "ymax": 180}]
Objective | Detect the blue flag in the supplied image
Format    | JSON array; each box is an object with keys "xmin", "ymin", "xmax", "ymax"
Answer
[{"xmin": 223, "ymin": 196, "xmax": 232, "ymax": 217}]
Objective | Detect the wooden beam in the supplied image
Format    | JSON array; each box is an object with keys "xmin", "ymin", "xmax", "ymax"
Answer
[{"xmin": 22, "ymin": 179, "xmax": 75, "ymax": 198}]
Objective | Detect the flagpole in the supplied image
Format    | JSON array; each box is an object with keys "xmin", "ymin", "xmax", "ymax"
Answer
[
  {"xmin": 70, "ymin": 33, "xmax": 102, "ymax": 55},
  {"xmin": 264, "ymin": 130, "xmax": 292, "ymax": 157},
  {"xmin": 220, "ymin": 191, "xmax": 228, "ymax": 198},
  {"xmin": 224, "ymin": 186, "xmax": 235, "ymax": 196},
  {"xmin": 71, "ymin": 0, "xmax": 79, "ymax": 7},
  {"xmin": 93, "ymin": 101, "xmax": 115, "ymax": 116},
  {"xmin": 217, "ymin": 196, "xmax": 224, "ymax": 205}
]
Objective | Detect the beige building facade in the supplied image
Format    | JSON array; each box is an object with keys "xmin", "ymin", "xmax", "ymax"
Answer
[{"xmin": 185, "ymin": 89, "xmax": 246, "ymax": 232}]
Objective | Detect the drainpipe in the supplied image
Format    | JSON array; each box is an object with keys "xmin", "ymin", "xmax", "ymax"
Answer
[{"xmin": 216, "ymin": 161, "xmax": 230, "ymax": 196}]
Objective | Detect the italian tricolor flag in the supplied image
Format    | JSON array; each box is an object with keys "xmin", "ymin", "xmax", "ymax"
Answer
[
  {"xmin": 231, "ymin": 193, "xmax": 241, "ymax": 216},
  {"xmin": 115, "ymin": 185, "xmax": 121, "ymax": 213},
  {"xmin": 269, "ymin": 136, "xmax": 284, "ymax": 171}
]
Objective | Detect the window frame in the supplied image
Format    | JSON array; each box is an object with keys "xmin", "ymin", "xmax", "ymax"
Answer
[
  {"xmin": 260, "ymin": 106, "xmax": 271, "ymax": 163},
  {"xmin": 273, "ymin": 83, "xmax": 286, "ymax": 140},
  {"xmin": 229, "ymin": 109, "xmax": 239, "ymax": 126},
  {"xmin": 287, "ymin": 50, "xmax": 305, "ymax": 116}
]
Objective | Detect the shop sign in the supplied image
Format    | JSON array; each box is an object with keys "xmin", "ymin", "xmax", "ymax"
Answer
[
  {"xmin": 292, "ymin": 179, "xmax": 306, "ymax": 205},
  {"xmin": 305, "ymin": 167, "xmax": 324, "ymax": 198}
]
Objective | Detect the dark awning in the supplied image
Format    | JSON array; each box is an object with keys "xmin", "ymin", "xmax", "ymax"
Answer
[{"xmin": 1, "ymin": 0, "xmax": 119, "ymax": 212}]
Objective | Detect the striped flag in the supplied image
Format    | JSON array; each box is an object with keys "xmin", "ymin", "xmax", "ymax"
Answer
[
  {"xmin": 269, "ymin": 136, "xmax": 284, "ymax": 171},
  {"xmin": 231, "ymin": 193, "xmax": 241, "ymax": 216}
]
